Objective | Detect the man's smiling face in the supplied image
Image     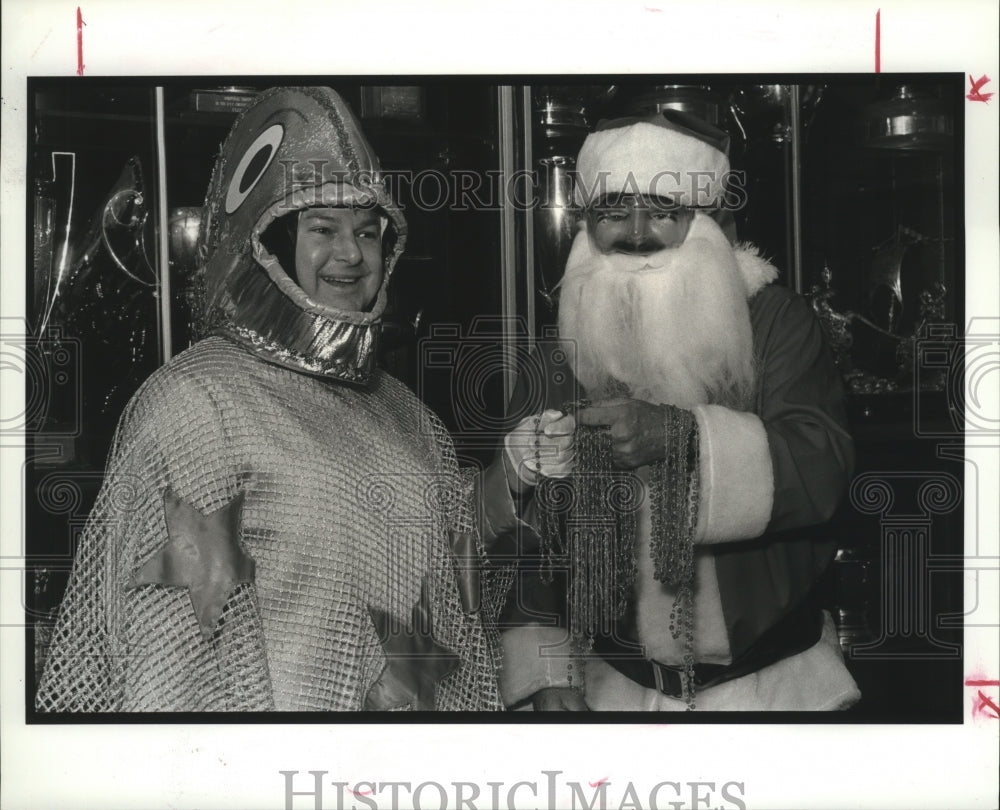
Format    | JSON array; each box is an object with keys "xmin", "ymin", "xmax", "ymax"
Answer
[{"xmin": 294, "ymin": 206, "xmax": 384, "ymax": 311}]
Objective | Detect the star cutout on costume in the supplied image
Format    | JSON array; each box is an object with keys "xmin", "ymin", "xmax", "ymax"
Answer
[
  {"xmin": 128, "ymin": 488, "xmax": 254, "ymax": 640},
  {"xmin": 365, "ymin": 580, "xmax": 461, "ymax": 711}
]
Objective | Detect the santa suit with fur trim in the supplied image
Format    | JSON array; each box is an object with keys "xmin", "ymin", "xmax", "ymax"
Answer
[{"xmin": 482, "ymin": 117, "xmax": 860, "ymax": 710}]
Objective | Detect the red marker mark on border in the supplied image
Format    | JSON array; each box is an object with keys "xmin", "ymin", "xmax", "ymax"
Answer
[
  {"xmin": 874, "ymin": 9, "xmax": 881, "ymax": 73},
  {"xmin": 967, "ymin": 75, "xmax": 994, "ymax": 103},
  {"xmin": 76, "ymin": 7, "xmax": 86, "ymax": 76},
  {"xmin": 589, "ymin": 777, "xmax": 609, "ymax": 788},
  {"xmin": 975, "ymin": 691, "xmax": 1000, "ymax": 719},
  {"xmin": 965, "ymin": 677, "xmax": 1000, "ymax": 720}
]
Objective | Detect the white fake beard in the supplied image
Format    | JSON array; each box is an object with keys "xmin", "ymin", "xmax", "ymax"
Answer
[{"xmin": 557, "ymin": 214, "xmax": 757, "ymax": 410}]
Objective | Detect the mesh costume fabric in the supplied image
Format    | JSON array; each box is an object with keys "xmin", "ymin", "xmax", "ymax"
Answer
[
  {"xmin": 36, "ymin": 87, "xmax": 508, "ymax": 712},
  {"xmin": 36, "ymin": 337, "xmax": 506, "ymax": 711}
]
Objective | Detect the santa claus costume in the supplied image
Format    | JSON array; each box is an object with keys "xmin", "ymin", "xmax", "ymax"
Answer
[{"xmin": 489, "ymin": 113, "xmax": 861, "ymax": 711}]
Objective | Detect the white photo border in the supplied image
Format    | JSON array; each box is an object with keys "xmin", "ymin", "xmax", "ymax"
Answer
[{"xmin": 2, "ymin": 2, "xmax": 998, "ymax": 809}]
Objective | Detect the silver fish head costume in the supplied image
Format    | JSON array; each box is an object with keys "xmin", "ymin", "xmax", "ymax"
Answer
[
  {"xmin": 35, "ymin": 86, "xmax": 508, "ymax": 712},
  {"xmin": 200, "ymin": 86, "xmax": 408, "ymax": 383}
]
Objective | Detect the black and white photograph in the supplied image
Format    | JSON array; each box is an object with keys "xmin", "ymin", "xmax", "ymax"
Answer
[{"xmin": 2, "ymin": 2, "xmax": 997, "ymax": 809}]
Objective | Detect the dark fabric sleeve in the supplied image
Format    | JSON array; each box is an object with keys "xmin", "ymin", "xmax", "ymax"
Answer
[
  {"xmin": 754, "ymin": 286, "xmax": 855, "ymax": 532},
  {"xmin": 483, "ymin": 338, "xmax": 580, "ymax": 548},
  {"xmin": 484, "ymin": 343, "xmax": 585, "ymax": 702},
  {"xmin": 714, "ymin": 285, "xmax": 853, "ymax": 656}
]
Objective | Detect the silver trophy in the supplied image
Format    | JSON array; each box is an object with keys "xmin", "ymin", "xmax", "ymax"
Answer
[
  {"xmin": 531, "ymin": 85, "xmax": 615, "ymax": 315},
  {"xmin": 534, "ymin": 155, "xmax": 579, "ymax": 312}
]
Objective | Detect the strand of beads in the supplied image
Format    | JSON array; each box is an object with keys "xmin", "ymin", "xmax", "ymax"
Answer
[
  {"xmin": 535, "ymin": 413, "xmax": 562, "ymax": 583},
  {"xmin": 649, "ymin": 404, "xmax": 700, "ymax": 710}
]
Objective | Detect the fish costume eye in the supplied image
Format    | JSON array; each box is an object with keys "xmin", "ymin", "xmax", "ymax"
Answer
[
  {"xmin": 224, "ymin": 124, "xmax": 285, "ymax": 215},
  {"xmin": 198, "ymin": 87, "xmax": 407, "ymax": 382}
]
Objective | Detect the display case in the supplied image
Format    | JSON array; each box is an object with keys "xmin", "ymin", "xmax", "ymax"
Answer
[{"xmin": 25, "ymin": 75, "xmax": 966, "ymax": 719}]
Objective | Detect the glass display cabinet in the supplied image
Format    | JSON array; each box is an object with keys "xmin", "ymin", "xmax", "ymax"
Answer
[{"xmin": 25, "ymin": 75, "xmax": 965, "ymax": 719}]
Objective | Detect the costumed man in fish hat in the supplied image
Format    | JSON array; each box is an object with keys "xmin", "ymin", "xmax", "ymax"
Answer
[
  {"xmin": 37, "ymin": 87, "xmax": 506, "ymax": 712},
  {"xmin": 487, "ymin": 111, "xmax": 861, "ymax": 711}
]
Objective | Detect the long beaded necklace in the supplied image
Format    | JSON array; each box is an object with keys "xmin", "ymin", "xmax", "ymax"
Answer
[
  {"xmin": 648, "ymin": 405, "xmax": 700, "ymax": 709},
  {"xmin": 534, "ymin": 399, "xmax": 700, "ymax": 710},
  {"xmin": 537, "ymin": 400, "xmax": 638, "ymax": 637}
]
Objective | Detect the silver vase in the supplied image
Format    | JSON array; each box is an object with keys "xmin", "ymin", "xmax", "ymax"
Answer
[{"xmin": 534, "ymin": 155, "xmax": 579, "ymax": 313}]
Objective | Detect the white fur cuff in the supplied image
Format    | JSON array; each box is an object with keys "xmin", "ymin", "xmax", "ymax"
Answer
[
  {"xmin": 499, "ymin": 627, "xmax": 578, "ymax": 707},
  {"xmin": 693, "ymin": 405, "xmax": 774, "ymax": 543}
]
